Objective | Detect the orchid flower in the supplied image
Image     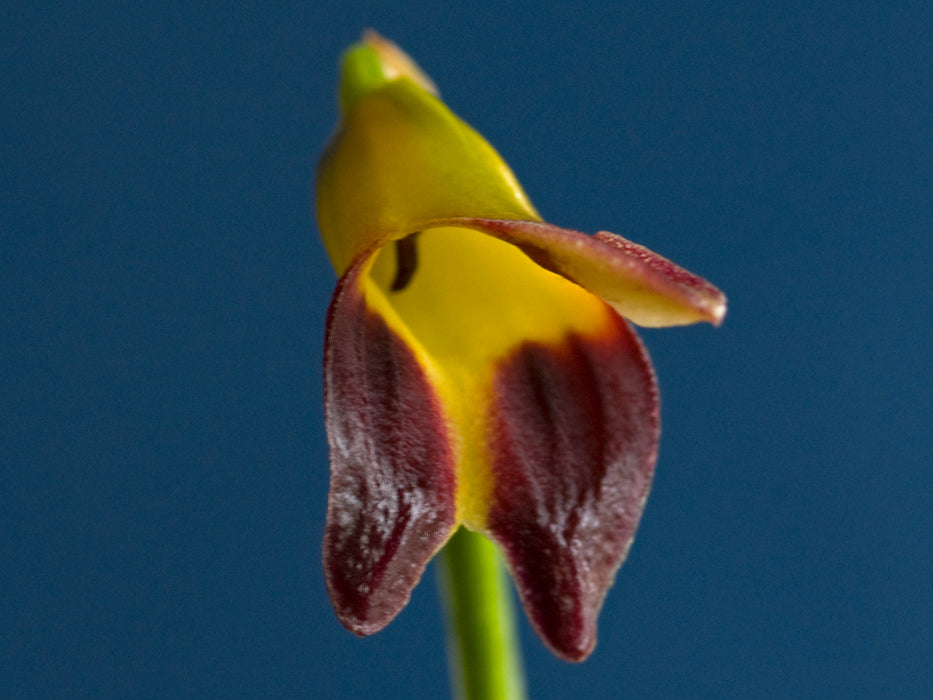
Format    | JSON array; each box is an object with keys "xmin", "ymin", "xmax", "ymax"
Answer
[{"xmin": 316, "ymin": 32, "xmax": 725, "ymax": 663}]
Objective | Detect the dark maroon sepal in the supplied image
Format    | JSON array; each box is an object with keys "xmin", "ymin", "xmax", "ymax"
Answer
[
  {"xmin": 323, "ymin": 256, "xmax": 457, "ymax": 635},
  {"xmin": 485, "ymin": 310, "xmax": 659, "ymax": 661}
]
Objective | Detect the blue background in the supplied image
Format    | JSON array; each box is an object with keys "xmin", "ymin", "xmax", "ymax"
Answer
[{"xmin": 3, "ymin": 2, "xmax": 931, "ymax": 697}]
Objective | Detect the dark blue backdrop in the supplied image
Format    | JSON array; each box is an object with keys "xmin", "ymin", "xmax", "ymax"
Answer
[{"xmin": 3, "ymin": 3, "xmax": 931, "ymax": 697}]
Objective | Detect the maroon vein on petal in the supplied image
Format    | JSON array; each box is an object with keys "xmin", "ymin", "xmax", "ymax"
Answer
[
  {"xmin": 432, "ymin": 218, "xmax": 726, "ymax": 328},
  {"xmin": 485, "ymin": 310, "xmax": 659, "ymax": 662},
  {"xmin": 323, "ymin": 256, "xmax": 457, "ymax": 635}
]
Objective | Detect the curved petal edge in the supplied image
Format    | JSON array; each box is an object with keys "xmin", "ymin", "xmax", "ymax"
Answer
[
  {"xmin": 323, "ymin": 255, "xmax": 458, "ymax": 635},
  {"xmin": 484, "ymin": 311, "xmax": 659, "ymax": 661},
  {"xmin": 434, "ymin": 218, "xmax": 726, "ymax": 328}
]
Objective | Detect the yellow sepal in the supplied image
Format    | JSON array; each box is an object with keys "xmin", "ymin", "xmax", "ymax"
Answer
[{"xmin": 317, "ymin": 69, "xmax": 539, "ymax": 275}]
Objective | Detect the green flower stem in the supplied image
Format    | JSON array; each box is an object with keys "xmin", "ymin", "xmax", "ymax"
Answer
[{"xmin": 437, "ymin": 527, "xmax": 527, "ymax": 700}]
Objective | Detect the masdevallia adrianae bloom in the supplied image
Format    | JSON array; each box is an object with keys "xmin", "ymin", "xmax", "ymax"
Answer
[{"xmin": 316, "ymin": 32, "xmax": 725, "ymax": 662}]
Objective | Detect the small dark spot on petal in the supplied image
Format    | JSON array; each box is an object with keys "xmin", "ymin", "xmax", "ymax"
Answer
[{"xmin": 390, "ymin": 234, "xmax": 420, "ymax": 292}]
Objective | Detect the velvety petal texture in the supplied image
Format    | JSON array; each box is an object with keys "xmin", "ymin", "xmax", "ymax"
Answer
[
  {"xmin": 485, "ymin": 312, "xmax": 658, "ymax": 661},
  {"xmin": 323, "ymin": 255, "xmax": 457, "ymax": 634},
  {"xmin": 316, "ymin": 32, "xmax": 725, "ymax": 662}
]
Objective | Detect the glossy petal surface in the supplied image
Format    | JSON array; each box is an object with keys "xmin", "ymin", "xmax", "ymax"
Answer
[{"xmin": 317, "ymin": 78, "xmax": 539, "ymax": 275}]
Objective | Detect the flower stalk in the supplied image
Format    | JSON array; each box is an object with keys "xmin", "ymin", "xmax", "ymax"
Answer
[{"xmin": 438, "ymin": 528, "xmax": 527, "ymax": 700}]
